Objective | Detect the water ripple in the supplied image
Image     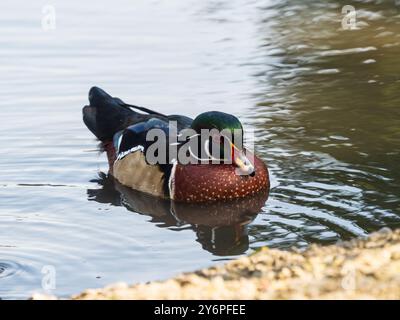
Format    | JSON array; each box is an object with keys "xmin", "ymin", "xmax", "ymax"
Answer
[{"xmin": 0, "ymin": 0, "xmax": 399, "ymax": 299}]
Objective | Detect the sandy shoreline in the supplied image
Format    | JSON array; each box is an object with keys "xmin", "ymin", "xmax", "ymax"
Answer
[{"xmin": 33, "ymin": 228, "xmax": 400, "ymax": 300}]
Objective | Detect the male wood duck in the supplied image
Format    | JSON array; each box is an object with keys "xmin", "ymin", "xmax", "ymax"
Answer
[{"xmin": 83, "ymin": 87, "xmax": 269, "ymax": 202}]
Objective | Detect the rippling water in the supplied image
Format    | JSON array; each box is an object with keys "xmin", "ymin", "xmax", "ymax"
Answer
[{"xmin": 0, "ymin": 0, "xmax": 399, "ymax": 299}]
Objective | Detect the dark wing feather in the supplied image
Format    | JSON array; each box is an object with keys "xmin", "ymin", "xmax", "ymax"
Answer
[{"xmin": 82, "ymin": 86, "xmax": 193, "ymax": 141}]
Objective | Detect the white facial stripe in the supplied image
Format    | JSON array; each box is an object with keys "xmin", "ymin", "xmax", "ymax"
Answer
[{"xmin": 204, "ymin": 140, "xmax": 224, "ymax": 161}]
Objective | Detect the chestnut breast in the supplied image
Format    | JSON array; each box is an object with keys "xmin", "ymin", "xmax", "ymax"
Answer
[{"xmin": 171, "ymin": 154, "xmax": 269, "ymax": 202}]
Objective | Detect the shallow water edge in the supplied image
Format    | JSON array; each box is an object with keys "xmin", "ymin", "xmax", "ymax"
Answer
[{"xmin": 32, "ymin": 227, "xmax": 400, "ymax": 300}]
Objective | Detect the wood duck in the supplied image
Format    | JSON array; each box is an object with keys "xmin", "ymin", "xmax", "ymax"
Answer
[{"xmin": 83, "ymin": 87, "xmax": 269, "ymax": 202}]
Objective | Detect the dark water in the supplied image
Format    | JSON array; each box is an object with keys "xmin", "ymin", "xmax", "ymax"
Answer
[{"xmin": 0, "ymin": 0, "xmax": 399, "ymax": 299}]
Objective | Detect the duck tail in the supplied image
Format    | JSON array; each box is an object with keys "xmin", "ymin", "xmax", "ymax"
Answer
[{"xmin": 82, "ymin": 86, "xmax": 148, "ymax": 142}]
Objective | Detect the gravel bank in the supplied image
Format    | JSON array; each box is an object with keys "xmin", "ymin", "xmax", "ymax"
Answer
[{"xmin": 33, "ymin": 228, "xmax": 400, "ymax": 299}]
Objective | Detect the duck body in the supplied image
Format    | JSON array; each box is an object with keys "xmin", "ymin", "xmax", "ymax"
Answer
[{"xmin": 83, "ymin": 87, "xmax": 270, "ymax": 203}]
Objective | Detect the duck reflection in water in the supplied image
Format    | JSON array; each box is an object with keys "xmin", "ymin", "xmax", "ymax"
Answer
[{"xmin": 87, "ymin": 172, "xmax": 268, "ymax": 256}]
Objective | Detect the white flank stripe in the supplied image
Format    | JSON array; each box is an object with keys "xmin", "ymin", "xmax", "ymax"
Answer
[
  {"xmin": 116, "ymin": 145, "xmax": 144, "ymax": 160},
  {"xmin": 168, "ymin": 160, "xmax": 178, "ymax": 200}
]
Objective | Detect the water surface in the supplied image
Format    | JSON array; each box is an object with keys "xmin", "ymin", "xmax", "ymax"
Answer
[{"xmin": 0, "ymin": 0, "xmax": 399, "ymax": 299}]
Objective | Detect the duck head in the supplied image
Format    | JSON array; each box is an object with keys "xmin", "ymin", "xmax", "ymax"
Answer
[{"xmin": 190, "ymin": 111, "xmax": 255, "ymax": 176}]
